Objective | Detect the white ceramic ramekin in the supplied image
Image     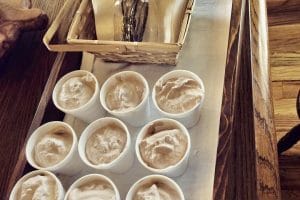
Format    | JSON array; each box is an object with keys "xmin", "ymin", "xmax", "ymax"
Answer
[
  {"xmin": 26, "ymin": 121, "xmax": 83, "ymax": 175},
  {"xmin": 9, "ymin": 170, "xmax": 65, "ymax": 200},
  {"xmin": 52, "ymin": 70, "xmax": 105, "ymax": 123},
  {"xmin": 126, "ymin": 174, "xmax": 185, "ymax": 200},
  {"xmin": 136, "ymin": 118, "xmax": 191, "ymax": 177},
  {"xmin": 100, "ymin": 71, "xmax": 150, "ymax": 127},
  {"xmin": 78, "ymin": 117, "xmax": 134, "ymax": 173},
  {"xmin": 64, "ymin": 174, "xmax": 121, "ymax": 200},
  {"xmin": 152, "ymin": 70, "xmax": 205, "ymax": 128}
]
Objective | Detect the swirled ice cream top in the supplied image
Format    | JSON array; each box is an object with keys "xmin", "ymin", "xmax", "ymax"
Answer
[
  {"xmin": 133, "ymin": 181, "xmax": 180, "ymax": 200},
  {"xmin": 86, "ymin": 123, "xmax": 126, "ymax": 165},
  {"xmin": 68, "ymin": 179, "xmax": 116, "ymax": 200},
  {"xmin": 139, "ymin": 121, "xmax": 187, "ymax": 169},
  {"xmin": 105, "ymin": 73, "xmax": 145, "ymax": 112},
  {"xmin": 58, "ymin": 74, "xmax": 95, "ymax": 110},
  {"xmin": 155, "ymin": 76, "xmax": 204, "ymax": 114},
  {"xmin": 34, "ymin": 126, "xmax": 73, "ymax": 168},
  {"xmin": 16, "ymin": 173, "xmax": 57, "ymax": 200}
]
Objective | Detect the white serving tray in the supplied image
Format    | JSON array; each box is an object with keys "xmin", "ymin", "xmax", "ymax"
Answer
[{"xmin": 58, "ymin": 0, "xmax": 232, "ymax": 199}]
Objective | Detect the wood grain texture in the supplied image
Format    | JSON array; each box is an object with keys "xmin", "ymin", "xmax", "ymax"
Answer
[
  {"xmin": 279, "ymin": 156, "xmax": 300, "ymax": 189},
  {"xmin": 271, "ymin": 67, "xmax": 300, "ymax": 82},
  {"xmin": 0, "ymin": 31, "xmax": 57, "ymax": 198},
  {"xmin": 0, "ymin": 0, "xmax": 82, "ymax": 197},
  {"xmin": 213, "ymin": 0, "xmax": 245, "ymax": 198},
  {"xmin": 267, "ymin": 0, "xmax": 300, "ymax": 27},
  {"xmin": 279, "ymin": 155, "xmax": 300, "ymax": 199},
  {"xmin": 268, "ymin": 12, "xmax": 300, "ymax": 27},
  {"xmin": 249, "ymin": 0, "xmax": 280, "ymax": 198},
  {"xmin": 268, "ymin": 0, "xmax": 300, "ymax": 198},
  {"xmin": 274, "ymin": 98, "xmax": 298, "ymax": 119},
  {"xmin": 267, "ymin": 0, "xmax": 300, "ymax": 14},
  {"xmin": 272, "ymin": 81, "xmax": 300, "ymax": 100},
  {"xmin": 281, "ymin": 190, "xmax": 300, "ymax": 200},
  {"xmin": 269, "ymin": 24, "xmax": 300, "ymax": 53},
  {"xmin": 268, "ymin": 0, "xmax": 300, "ymax": 157},
  {"xmin": 214, "ymin": 0, "xmax": 280, "ymax": 199}
]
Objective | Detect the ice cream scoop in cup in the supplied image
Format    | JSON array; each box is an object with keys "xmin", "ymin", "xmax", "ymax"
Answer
[
  {"xmin": 100, "ymin": 71, "xmax": 150, "ymax": 127},
  {"xmin": 152, "ymin": 70, "xmax": 205, "ymax": 128},
  {"xmin": 53, "ymin": 70, "xmax": 105, "ymax": 123},
  {"xmin": 9, "ymin": 170, "xmax": 65, "ymax": 200},
  {"xmin": 26, "ymin": 121, "xmax": 83, "ymax": 175},
  {"xmin": 64, "ymin": 174, "xmax": 120, "ymax": 200},
  {"xmin": 136, "ymin": 118, "xmax": 191, "ymax": 177},
  {"xmin": 126, "ymin": 174, "xmax": 185, "ymax": 200},
  {"xmin": 78, "ymin": 117, "xmax": 134, "ymax": 173}
]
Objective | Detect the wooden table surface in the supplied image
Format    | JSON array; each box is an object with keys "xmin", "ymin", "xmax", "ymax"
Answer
[
  {"xmin": 0, "ymin": 0, "xmax": 81, "ymax": 196},
  {"xmin": 0, "ymin": 0, "xmax": 283, "ymax": 199}
]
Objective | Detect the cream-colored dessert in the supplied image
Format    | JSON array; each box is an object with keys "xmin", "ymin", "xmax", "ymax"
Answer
[
  {"xmin": 34, "ymin": 127, "xmax": 73, "ymax": 168},
  {"xmin": 58, "ymin": 74, "xmax": 95, "ymax": 110},
  {"xmin": 17, "ymin": 173, "xmax": 57, "ymax": 200},
  {"xmin": 134, "ymin": 182, "xmax": 180, "ymax": 200},
  {"xmin": 68, "ymin": 180, "xmax": 116, "ymax": 200},
  {"xmin": 155, "ymin": 77, "xmax": 203, "ymax": 114},
  {"xmin": 139, "ymin": 122, "xmax": 187, "ymax": 169},
  {"xmin": 86, "ymin": 124, "xmax": 126, "ymax": 165},
  {"xmin": 105, "ymin": 74, "xmax": 144, "ymax": 112}
]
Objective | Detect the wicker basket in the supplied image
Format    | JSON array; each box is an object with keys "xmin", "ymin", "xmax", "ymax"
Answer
[{"xmin": 43, "ymin": 0, "xmax": 195, "ymax": 65}]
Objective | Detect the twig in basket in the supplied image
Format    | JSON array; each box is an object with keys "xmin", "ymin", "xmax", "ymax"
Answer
[
  {"xmin": 134, "ymin": 1, "xmax": 148, "ymax": 42},
  {"xmin": 122, "ymin": 0, "xmax": 148, "ymax": 42},
  {"xmin": 122, "ymin": 0, "xmax": 137, "ymax": 41}
]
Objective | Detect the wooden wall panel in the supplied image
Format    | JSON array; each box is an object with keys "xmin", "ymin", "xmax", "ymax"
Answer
[{"xmin": 268, "ymin": 0, "xmax": 300, "ymax": 198}]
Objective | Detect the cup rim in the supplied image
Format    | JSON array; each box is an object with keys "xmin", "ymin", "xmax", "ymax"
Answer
[
  {"xmin": 152, "ymin": 69, "xmax": 205, "ymax": 117},
  {"xmin": 135, "ymin": 118, "xmax": 191, "ymax": 173},
  {"xmin": 52, "ymin": 70, "xmax": 100, "ymax": 112},
  {"xmin": 9, "ymin": 170, "xmax": 64, "ymax": 200},
  {"xmin": 25, "ymin": 121, "xmax": 78, "ymax": 171},
  {"xmin": 99, "ymin": 71, "xmax": 149, "ymax": 115},
  {"xmin": 126, "ymin": 174, "xmax": 185, "ymax": 200},
  {"xmin": 78, "ymin": 117, "xmax": 131, "ymax": 169},
  {"xmin": 64, "ymin": 173, "xmax": 120, "ymax": 200}
]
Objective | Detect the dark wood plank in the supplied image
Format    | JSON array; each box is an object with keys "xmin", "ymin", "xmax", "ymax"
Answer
[
  {"xmin": 268, "ymin": 11, "xmax": 300, "ymax": 26},
  {"xmin": 267, "ymin": 0, "xmax": 300, "ymax": 14},
  {"xmin": 281, "ymin": 190, "xmax": 300, "ymax": 200},
  {"xmin": 214, "ymin": 0, "xmax": 280, "ymax": 199},
  {"xmin": 0, "ymin": 31, "xmax": 57, "ymax": 197},
  {"xmin": 213, "ymin": 0, "xmax": 246, "ymax": 198},
  {"xmin": 279, "ymin": 156, "xmax": 300, "ymax": 190},
  {"xmin": 267, "ymin": 0, "xmax": 300, "ymax": 29}
]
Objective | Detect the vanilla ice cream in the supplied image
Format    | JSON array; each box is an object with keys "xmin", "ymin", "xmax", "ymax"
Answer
[
  {"xmin": 57, "ymin": 74, "xmax": 95, "ymax": 110},
  {"xmin": 139, "ymin": 121, "xmax": 188, "ymax": 169},
  {"xmin": 155, "ymin": 77, "xmax": 203, "ymax": 114},
  {"xmin": 85, "ymin": 123, "xmax": 126, "ymax": 165},
  {"xmin": 34, "ymin": 126, "xmax": 73, "ymax": 168},
  {"xmin": 105, "ymin": 74, "xmax": 145, "ymax": 112},
  {"xmin": 133, "ymin": 182, "xmax": 181, "ymax": 200},
  {"xmin": 68, "ymin": 180, "xmax": 116, "ymax": 200},
  {"xmin": 16, "ymin": 173, "xmax": 57, "ymax": 200}
]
